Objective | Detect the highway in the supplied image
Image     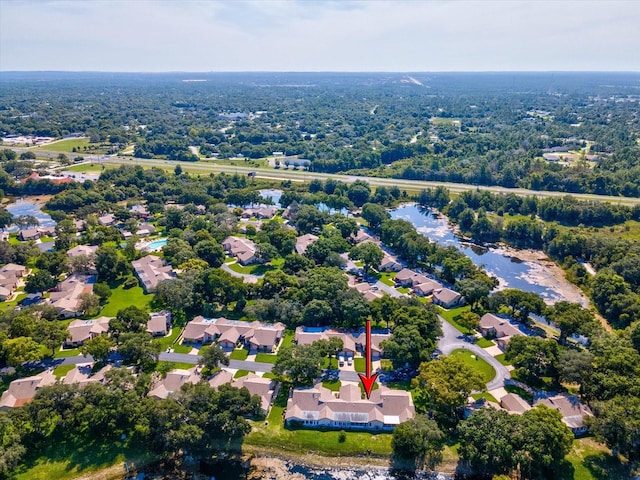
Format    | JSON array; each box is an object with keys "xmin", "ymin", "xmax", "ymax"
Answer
[
  {"xmin": 9, "ymin": 145, "xmax": 640, "ymax": 205},
  {"xmin": 95, "ymin": 156, "xmax": 640, "ymax": 206}
]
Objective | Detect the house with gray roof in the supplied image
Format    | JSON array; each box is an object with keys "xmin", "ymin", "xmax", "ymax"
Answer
[
  {"xmin": 66, "ymin": 316, "xmax": 111, "ymax": 347},
  {"xmin": 534, "ymin": 394, "xmax": 593, "ymax": 435},
  {"xmin": 132, "ymin": 255, "xmax": 176, "ymax": 292},
  {"xmin": 479, "ymin": 313, "xmax": 523, "ymax": 349},
  {"xmin": 285, "ymin": 383, "xmax": 414, "ymax": 431},
  {"xmin": 222, "ymin": 236, "xmax": 257, "ymax": 265},
  {"xmin": 0, "ymin": 370, "xmax": 57, "ymax": 410},
  {"xmin": 432, "ymin": 287, "xmax": 464, "ymax": 308}
]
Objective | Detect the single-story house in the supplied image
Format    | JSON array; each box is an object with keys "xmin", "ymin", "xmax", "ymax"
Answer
[
  {"xmin": 222, "ymin": 236, "xmax": 257, "ymax": 266},
  {"xmin": 0, "ymin": 369, "xmax": 57, "ymax": 409},
  {"xmin": 285, "ymin": 383, "xmax": 415, "ymax": 431},
  {"xmin": 67, "ymin": 245, "xmax": 99, "ymax": 258},
  {"xmin": 182, "ymin": 317, "xmax": 285, "ymax": 353},
  {"xmin": 208, "ymin": 369, "xmax": 234, "ymax": 389},
  {"xmin": 132, "ymin": 255, "xmax": 176, "ymax": 293},
  {"xmin": 378, "ymin": 254, "xmax": 402, "ymax": 272},
  {"xmin": 148, "ymin": 367, "xmax": 202, "ymax": 399},
  {"xmin": 394, "ymin": 268, "xmax": 430, "ymax": 287},
  {"xmin": 534, "ymin": 394, "xmax": 593, "ymax": 435},
  {"xmin": 0, "ymin": 286, "xmax": 11, "ymax": 301},
  {"xmin": 295, "ymin": 233, "xmax": 319, "ymax": 255},
  {"xmin": 478, "ymin": 313, "xmax": 523, "ymax": 348},
  {"xmin": 62, "ymin": 363, "xmax": 112, "ymax": 387},
  {"xmin": 413, "ymin": 279, "xmax": 443, "ymax": 297},
  {"xmin": 232, "ymin": 373, "xmax": 275, "ymax": 414},
  {"xmin": 147, "ymin": 311, "xmax": 172, "ymax": 337},
  {"xmin": 500, "ymin": 393, "xmax": 531, "ymax": 414},
  {"xmin": 0, "ymin": 263, "xmax": 27, "ymax": 278},
  {"xmin": 49, "ymin": 274, "xmax": 95, "ymax": 318},
  {"xmin": 135, "ymin": 223, "xmax": 156, "ymax": 236},
  {"xmin": 432, "ymin": 288, "xmax": 464, "ymax": 308},
  {"xmin": 294, "ymin": 326, "xmax": 391, "ymax": 360},
  {"xmin": 98, "ymin": 213, "xmax": 116, "ymax": 226},
  {"xmin": 130, "ymin": 204, "xmax": 150, "ymax": 219},
  {"xmin": 18, "ymin": 228, "xmax": 40, "ymax": 241},
  {"xmin": 66, "ymin": 316, "xmax": 111, "ymax": 347},
  {"xmin": 350, "ymin": 229, "xmax": 373, "ymax": 245}
]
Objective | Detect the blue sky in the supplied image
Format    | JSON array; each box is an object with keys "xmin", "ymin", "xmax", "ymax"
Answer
[{"xmin": 1, "ymin": 0, "xmax": 638, "ymax": 71}]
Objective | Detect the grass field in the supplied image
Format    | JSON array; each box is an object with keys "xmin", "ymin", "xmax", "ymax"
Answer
[
  {"xmin": 37, "ymin": 138, "xmax": 113, "ymax": 154},
  {"xmin": 373, "ymin": 271, "xmax": 396, "ymax": 286},
  {"xmin": 322, "ymin": 379, "xmax": 341, "ymax": 391},
  {"xmin": 230, "ymin": 348, "xmax": 249, "ymax": 360},
  {"xmin": 565, "ymin": 438, "xmax": 631, "ymax": 480},
  {"xmin": 255, "ymin": 353, "xmax": 278, "ymax": 364},
  {"xmin": 436, "ymin": 305, "xmax": 472, "ymax": 333},
  {"xmin": 157, "ymin": 327, "xmax": 182, "ymax": 350},
  {"xmin": 234, "ymin": 369, "xmax": 252, "ymax": 378},
  {"xmin": 15, "ymin": 437, "xmax": 156, "ymax": 480},
  {"xmin": 475, "ymin": 337, "xmax": 495, "ymax": 348},
  {"xmin": 54, "ymin": 347, "xmax": 81, "ymax": 359},
  {"xmin": 53, "ymin": 364, "xmax": 75, "ymax": 379},
  {"xmin": 449, "ymin": 349, "xmax": 496, "ymax": 383},
  {"xmin": 494, "ymin": 353, "xmax": 512, "ymax": 366},
  {"xmin": 63, "ymin": 163, "xmax": 107, "ymax": 173},
  {"xmin": 246, "ymin": 406, "xmax": 393, "ymax": 457},
  {"xmin": 100, "ymin": 279, "xmax": 153, "ymax": 317},
  {"xmin": 471, "ymin": 392, "xmax": 498, "ymax": 403}
]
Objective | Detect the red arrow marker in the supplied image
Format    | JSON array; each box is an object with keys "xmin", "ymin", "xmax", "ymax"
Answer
[{"xmin": 358, "ymin": 319, "xmax": 378, "ymax": 399}]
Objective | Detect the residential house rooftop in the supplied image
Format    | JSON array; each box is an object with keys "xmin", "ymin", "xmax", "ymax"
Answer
[{"xmin": 132, "ymin": 255, "xmax": 176, "ymax": 292}]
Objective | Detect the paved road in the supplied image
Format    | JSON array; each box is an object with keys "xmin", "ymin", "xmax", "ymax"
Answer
[
  {"xmin": 436, "ymin": 315, "xmax": 510, "ymax": 391},
  {"xmin": 65, "ymin": 155, "xmax": 640, "ymax": 206}
]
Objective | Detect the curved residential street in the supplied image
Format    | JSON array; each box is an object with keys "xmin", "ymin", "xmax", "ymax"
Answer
[
  {"xmin": 220, "ymin": 262, "xmax": 262, "ymax": 282},
  {"xmin": 437, "ymin": 315, "xmax": 510, "ymax": 391}
]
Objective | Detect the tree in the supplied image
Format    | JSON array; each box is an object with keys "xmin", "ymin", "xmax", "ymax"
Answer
[
  {"xmin": 118, "ymin": 332, "xmax": 161, "ymax": 372},
  {"xmin": 193, "ymin": 239, "xmax": 224, "ymax": 267},
  {"xmin": 35, "ymin": 251, "xmax": 68, "ymax": 277},
  {"xmin": 0, "ymin": 412, "xmax": 26, "ymax": 478},
  {"xmin": 1, "ymin": 336, "xmax": 44, "ymax": 367},
  {"xmin": 457, "ymin": 311, "xmax": 480, "ymax": 334},
  {"xmin": 0, "ymin": 208, "xmax": 13, "ymax": 230},
  {"xmin": 255, "ymin": 242, "xmax": 279, "ymax": 264},
  {"xmin": 273, "ymin": 343, "xmax": 324, "ymax": 386},
  {"xmin": 302, "ymin": 299, "xmax": 333, "ymax": 327},
  {"xmin": 546, "ymin": 301, "xmax": 595, "ymax": 344},
  {"xmin": 412, "ymin": 355, "xmax": 485, "ymax": 428},
  {"xmin": 349, "ymin": 242, "xmax": 384, "ymax": 272},
  {"xmin": 558, "ymin": 349, "xmax": 593, "ymax": 385},
  {"xmin": 95, "ymin": 246, "xmax": 126, "ymax": 282},
  {"xmin": 588, "ymin": 396, "xmax": 640, "ymax": 461},
  {"xmin": 194, "ymin": 268, "xmax": 245, "ymax": 307},
  {"xmin": 292, "ymin": 205, "xmax": 327, "ymax": 234},
  {"xmin": 92, "ymin": 282, "xmax": 112, "ymax": 304},
  {"xmin": 110, "ymin": 305, "xmax": 149, "ymax": 340},
  {"xmin": 392, "ymin": 415, "xmax": 444, "ymax": 471},
  {"xmin": 504, "ymin": 335, "xmax": 559, "ymax": 386},
  {"xmin": 486, "ymin": 289, "xmax": 545, "ymax": 324},
  {"xmin": 34, "ymin": 321, "xmax": 69, "ymax": 356},
  {"xmin": 79, "ymin": 292, "xmax": 100, "ymax": 316},
  {"xmin": 456, "ymin": 278, "xmax": 491, "ymax": 311},
  {"xmin": 14, "ymin": 215, "xmax": 39, "ymax": 229},
  {"xmin": 199, "ymin": 344, "xmax": 230, "ymax": 372},
  {"xmin": 69, "ymin": 253, "xmax": 94, "ymax": 274},
  {"xmin": 458, "ymin": 408, "xmax": 517, "ymax": 477},
  {"xmin": 333, "ymin": 215, "xmax": 358, "ymax": 239},
  {"xmin": 155, "ymin": 277, "xmax": 196, "ymax": 311},
  {"xmin": 24, "ymin": 270, "xmax": 57, "ymax": 293},
  {"xmin": 361, "ymin": 203, "xmax": 389, "ymax": 233},
  {"xmin": 80, "ymin": 334, "xmax": 115, "ymax": 364},
  {"xmin": 162, "ymin": 238, "xmax": 194, "ymax": 265}
]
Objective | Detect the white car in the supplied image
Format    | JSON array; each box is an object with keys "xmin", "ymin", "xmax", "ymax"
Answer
[{"xmin": 338, "ymin": 354, "xmax": 345, "ymax": 367}]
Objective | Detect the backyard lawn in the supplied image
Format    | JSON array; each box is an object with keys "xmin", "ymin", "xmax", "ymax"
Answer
[
  {"xmin": 53, "ymin": 364, "xmax": 75, "ymax": 379},
  {"xmin": 100, "ymin": 280, "xmax": 153, "ymax": 317},
  {"xmin": 449, "ymin": 349, "xmax": 496, "ymax": 383},
  {"xmin": 436, "ymin": 305, "xmax": 472, "ymax": 333}
]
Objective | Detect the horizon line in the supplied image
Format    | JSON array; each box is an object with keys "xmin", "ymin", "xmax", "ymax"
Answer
[{"xmin": 1, "ymin": 70, "xmax": 639, "ymax": 75}]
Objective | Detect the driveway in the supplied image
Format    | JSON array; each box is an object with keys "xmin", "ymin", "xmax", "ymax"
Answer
[
  {"xmin": 221, "ymin": 262, "xmax": 261, "ymax": 283},
  {"xmin": 437, "ymin": 315, "xmax": 510, "ymax": 391}
]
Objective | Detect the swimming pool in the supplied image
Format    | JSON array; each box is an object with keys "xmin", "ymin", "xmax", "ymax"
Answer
[{"xmin": 146, "ymin": 238, "xmax": 168, "ymax": 250}]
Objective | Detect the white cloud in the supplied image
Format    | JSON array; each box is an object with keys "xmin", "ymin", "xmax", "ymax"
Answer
[{"xmin": 1, "ymin": 0, "xmax": 638, "ymax": 71}]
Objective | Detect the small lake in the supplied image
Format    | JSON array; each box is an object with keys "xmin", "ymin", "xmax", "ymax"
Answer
[
  {"xmin": 5, "ymin": 199, "xmax": 56, "ymax": 232},
  {"xmin": 259, "ymin": 189, "xmax": 283, "ymax": 208},
  {"xmin": 390, "ymin": 204, "xmax": 587, "ymax": 305}
]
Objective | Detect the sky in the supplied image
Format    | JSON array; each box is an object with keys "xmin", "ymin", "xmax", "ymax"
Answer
[{"xmin": 1, "ymin": 0, "xmax": 639, "ymax": 72}]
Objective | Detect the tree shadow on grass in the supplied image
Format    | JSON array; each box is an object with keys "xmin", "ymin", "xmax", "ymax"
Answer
[
  {"xmin": 582, "ymin": 452, "xmax": 631, "ymax": 480},
  {"xmin": 16, "ymin": 436, "xmax": 154, "ymax": 478}
]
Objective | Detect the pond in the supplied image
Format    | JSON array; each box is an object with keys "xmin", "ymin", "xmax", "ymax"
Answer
[
  {"xmin": 5, "ymin": 199, "xmax": 56, "ymax": 232},
  {"xmin": 259, "ymin": 189, "xmax": 283, "ymax": 208},
  {"xmin": 390, "ymin": 204, "xmax": 588, "ymax": 306}
]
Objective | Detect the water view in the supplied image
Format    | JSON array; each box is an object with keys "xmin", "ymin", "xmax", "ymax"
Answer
[
  {"xmin": 5, "ymin": 199, "xmax": 56, "ymax": 232},
  {"xmin": 259, "ymin": 189, "xmax": 283, "ymax": 208},
  {"xmin": 390, "ymin": 204, "xmax": 587, "ymax": 306}
]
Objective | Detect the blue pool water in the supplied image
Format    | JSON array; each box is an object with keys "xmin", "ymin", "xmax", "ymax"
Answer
[{"xmin": 146, "ymin": 238, "xmax": 168, "ymax": 250}]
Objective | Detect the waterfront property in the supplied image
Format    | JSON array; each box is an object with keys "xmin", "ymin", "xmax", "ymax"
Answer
[
  {"xmin": 432, "ymin": 287, "xmax": 464, "ymax": 308},
  {"xmin": 182, "ymin": 316, "xmax": 285, "ymax": 352},
  {"xmin": 285, "ymin": 382, "xmax": 414, "ymax": 431},
  {"xmin": 478, "ymin": 313, "xmax": 523, "ymax": 349}
]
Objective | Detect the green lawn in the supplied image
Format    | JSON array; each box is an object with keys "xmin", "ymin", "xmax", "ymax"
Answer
[
  {"xmin": 100, "ymin": 279, "xmax": 153, "ymax": 317},
  {"xmin": 373, "ymin": 271, "xmax": 396, "ymax": 286},
  {"xmin": 495, "ymin": 353, "xmax": 512, "ymax": 366},
  {"xmin": 471, "ymin": 392, "xmax": 499, "ymax": 403},
  {"xmin": 353, "ymin": 357, "xmax": 371, "ymax": 373},
  {"xmin": 157, "ymin": 327, "xmax": 182, "ymax": 350},
  {"xmin": 63, "ymin": 163, "xmax": 107, "ymax": 173},
  {"xmin": 172, "ymin": 343, "xmax": 193, "ymax": 354},
  {"xmin": 280, "ymin": 330, "xmax": 294, "ymax": 349},
  {"xmin": 156, "ymin": 361, "xmax": 195, "ymax": 371},
  {"xmin": 227, "ymin": 259, "xmax": 283, "ymax": 275},
  {"xmin": 0, "ymin": 292, "xmax": 26, "ymax": 312},
  {"xmin": 565, "ymin": 438, "xmax": 631, "ymax": 480},
  {"xmin": 234, "ymin": 369, "xmax": 253, "ymax": 378},
  {"xmin": 449, "ymin": 349, "xmax": 496, "ymax": 383},
  {"xmin": 436, "ymin": 305, "xmax": 472, "ymax": 334},
  {"xmin": 54, "ymin": 347, "xmax": 81, "ymax": 359},
  {"xmin": 230, "ymin": 348, "xmax": 249, "ymax": 360},
  {"xmin": 475, "ymin": 337, "xmax": 495, "ymax": 348},
  {"xmin": 37, "ymin": 138, "xmax": 111, "ymax": 154},
  {"xmin": 504, "ymin": 384, "xmax": 533, "ymax": 403},
  {"xmin": 246, "ymin": 406, "xmax": 393, "ymax": 457},
  {"xmin": 255, "ymin": 353, "xmax": 278, "ymax": 364},
  {"xmin": 322, "ymin": 379, "xmax": 341, "ymax": 391},
  {"xmin": 14, "ymin": 437, "xmax": 156, "ymax": 480},
  {"xmin": 53, "ymin": 364, "xmax": 75, "ymax": 379}
]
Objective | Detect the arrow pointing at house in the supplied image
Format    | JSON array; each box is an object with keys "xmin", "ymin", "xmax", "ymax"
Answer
[{"xmin": 358, "ymin": 319, "xmax": 378, "ymax": 399}]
